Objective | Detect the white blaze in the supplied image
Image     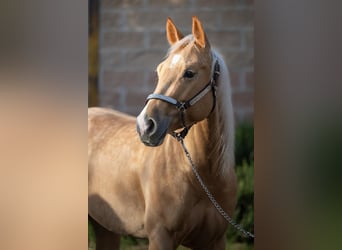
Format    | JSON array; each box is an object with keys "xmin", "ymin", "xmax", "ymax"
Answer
[
  {"xmin": 170, "ymin": 54, "xmax": 182, "ymax": 68},
  {"xmin": 137, "ymin": 105, "xmax": 148, "ymax": 132}
]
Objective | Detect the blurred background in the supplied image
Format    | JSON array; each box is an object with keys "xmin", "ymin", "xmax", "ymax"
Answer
[{"xmin": 89, "ymin": 0, "xmax": 254, "ymax": 249}]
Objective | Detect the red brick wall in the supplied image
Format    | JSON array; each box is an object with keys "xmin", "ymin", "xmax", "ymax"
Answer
[{"xmin": 99, "ymin": 0, "xmax": 254, "ymax": 123}]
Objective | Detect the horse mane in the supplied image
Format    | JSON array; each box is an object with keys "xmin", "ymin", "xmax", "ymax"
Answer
[{"xmin": 209, "ymin": 49, "xmax": 235, "ymax": 175}]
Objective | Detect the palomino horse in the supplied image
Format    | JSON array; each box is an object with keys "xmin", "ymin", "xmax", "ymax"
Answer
[{"xmin": 88, "ymin": 16, "xmax": 237, "ymax": 249}]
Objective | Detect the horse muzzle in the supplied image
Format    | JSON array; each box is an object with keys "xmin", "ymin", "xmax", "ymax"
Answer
[{"xmin": 136, "ymin": 108, "xmax": 170, "ymax": 147}]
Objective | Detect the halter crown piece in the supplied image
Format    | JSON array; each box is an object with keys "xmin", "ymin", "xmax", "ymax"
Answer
[{"xmin": 146, "ymin": 60, "xmax": 220, "ymax": 140}]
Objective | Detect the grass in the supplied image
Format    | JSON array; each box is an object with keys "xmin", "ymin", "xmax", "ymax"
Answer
[{"xmin": 88, "ymin": 239, "xmax": 252, "ymax": 250}]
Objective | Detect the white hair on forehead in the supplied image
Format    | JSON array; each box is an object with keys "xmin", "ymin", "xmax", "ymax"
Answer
[{"xmin": 169, "ymin": 54, "xmax": 182, "ymax": 68}]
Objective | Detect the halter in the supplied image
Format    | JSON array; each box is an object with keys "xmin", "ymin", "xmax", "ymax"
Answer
[{"xmin": 145, "ymin": 60, "xmax": 220, "ymax": 140}]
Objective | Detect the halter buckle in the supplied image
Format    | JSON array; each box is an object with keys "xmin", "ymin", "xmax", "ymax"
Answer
[
  {"xmin": 171, "ymin": 126, "xmax": 190, "ymax": 141},
  {"xmin": 176, "ymin": 102, "xmax": 187, "ymax": 112}
]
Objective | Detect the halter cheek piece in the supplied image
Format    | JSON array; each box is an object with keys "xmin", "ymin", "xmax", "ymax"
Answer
[{"xmin": 145, "ymin": 60, "xmax": 220, "ymax": 140}]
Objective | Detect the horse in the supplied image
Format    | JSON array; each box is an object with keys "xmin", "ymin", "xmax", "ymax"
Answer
[{"xmin": 88, "ymin": 16, "xmax": 237, "ymax": 250}]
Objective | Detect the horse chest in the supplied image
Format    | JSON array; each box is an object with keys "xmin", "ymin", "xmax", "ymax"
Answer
[
  {"xmin": 173, "ymin": 199, "xmax": 228, "ymax": 247},
  {"xmin": 159, "ymin": 183, "xmax": 223, "ymax": 224}
]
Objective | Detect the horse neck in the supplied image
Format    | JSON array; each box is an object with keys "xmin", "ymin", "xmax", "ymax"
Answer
[{"xmin": 184, "ymin": 52, "xmax": 235, "ymax": 178}]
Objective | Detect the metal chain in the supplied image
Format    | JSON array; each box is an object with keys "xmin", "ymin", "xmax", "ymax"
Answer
[{"xmin": 178, "ymin": 138, "xmax": 255, "ymax": 239}]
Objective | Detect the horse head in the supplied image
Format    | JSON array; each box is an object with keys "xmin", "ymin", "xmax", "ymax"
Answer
[{"xmin": 137, "ymin": 17, "xmax": 218, "ymax": 146}]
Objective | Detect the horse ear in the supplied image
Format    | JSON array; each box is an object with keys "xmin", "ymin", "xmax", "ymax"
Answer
[
  {"xmin": 166, "ymin": 17, "xmax": 184, "ymax": 45},
  {"xmin": 192, "ymin": 16, "xmax": 209, "ymax": 49}
]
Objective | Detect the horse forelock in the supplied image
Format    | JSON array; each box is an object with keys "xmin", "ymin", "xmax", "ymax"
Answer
[{"xmin": 167, "ymin": 34, "xmax": 194, "ymax": 57}]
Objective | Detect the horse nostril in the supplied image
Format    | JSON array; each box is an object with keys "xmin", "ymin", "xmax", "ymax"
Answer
[{"xmin": 146, "ymin": 118, "xmax": 157, "ymax": 136}]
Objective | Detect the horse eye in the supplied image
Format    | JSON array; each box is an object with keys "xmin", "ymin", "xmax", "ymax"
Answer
[{"xmin": 183, "ymin": 70, "xmax": 195, "ymax": 78}]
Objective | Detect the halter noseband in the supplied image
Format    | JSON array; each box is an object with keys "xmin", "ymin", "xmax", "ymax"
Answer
[{"xmin": 145, "ymin": 60, "xmax": 220, "ymax": 140}]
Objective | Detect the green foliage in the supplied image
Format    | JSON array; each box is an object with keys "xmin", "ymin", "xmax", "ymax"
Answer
[
  {"xmin": 88, "ymin": 220, "xmax": 96, "ymax": 249},
  {"xmin": 235, "ymin": 123, "xmax": 254, "ymax": 166},
  {"xmin": 226, "ymin": 161, "xmax": 254, "ymax": 246},
  {"xmin": 226, "ymin": 122, "xmax": 254, "ymax": 247},
  {"xmin": 120, "ymin": 236, "xmax": 148, "ymax": 248}
]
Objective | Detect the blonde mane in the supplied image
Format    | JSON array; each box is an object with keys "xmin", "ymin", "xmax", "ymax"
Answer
[{"xmin": 210, "ymin": 49, "xmax": 235, "ymax": 175}]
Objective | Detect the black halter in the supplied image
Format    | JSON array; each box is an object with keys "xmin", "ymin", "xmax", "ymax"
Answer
[{"xmin": 145, "ymin": 60, "xmax": 220, "ymax": 140}]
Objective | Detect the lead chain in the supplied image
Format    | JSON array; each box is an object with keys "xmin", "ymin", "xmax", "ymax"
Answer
[{"xmin": 179, "ymin": 138, "xmax": 255, "ymax": 239}]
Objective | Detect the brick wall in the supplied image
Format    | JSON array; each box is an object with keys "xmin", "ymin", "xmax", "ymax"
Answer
[{"xmin": 98, "ymin": 0, "xmax": 254, "ymax": 123}]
